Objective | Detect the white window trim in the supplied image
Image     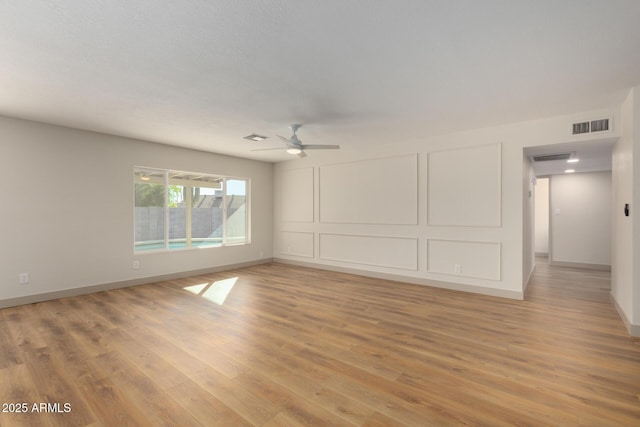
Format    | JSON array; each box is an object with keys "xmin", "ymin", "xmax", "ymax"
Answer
[{"xmin": 134, "ymin": 167, "xmax": 250, "ymax": 253}]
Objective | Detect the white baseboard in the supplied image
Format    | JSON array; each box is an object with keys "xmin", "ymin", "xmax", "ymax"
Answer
[
  {"xmin": 610, "ymin": 293, "xmax": 640, "ymax": 337},
  {"xmin": 550, "ymin": 260, "xmax": 611, "ymax": 271},
  {"xmin": 0, "ymin": 258, "xmax": 273, "ymax": 309},
  {"xmin": 273, "ymin": 258, "xmax": 524, "ymax": 300}
]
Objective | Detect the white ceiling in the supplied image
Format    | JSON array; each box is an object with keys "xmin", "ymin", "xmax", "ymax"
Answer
[{"xmin": 1, "ymin": 1, "xmax": 640, "ymax": 162}]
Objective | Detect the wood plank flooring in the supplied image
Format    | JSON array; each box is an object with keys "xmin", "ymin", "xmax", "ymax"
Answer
[{"xmin": 1, "ymin": 261, "xmax": 639, "ymax": 426}]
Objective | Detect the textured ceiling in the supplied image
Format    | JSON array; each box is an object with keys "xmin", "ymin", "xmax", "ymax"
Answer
[{"xmin": 1, "ymin": 1, "xmax": 639, "ymax": 162}]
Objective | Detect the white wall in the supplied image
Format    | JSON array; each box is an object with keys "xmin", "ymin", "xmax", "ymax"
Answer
[
  {"xmin": 534, "ymin": 178, "xmax": 550, "ymax": 255},
  {"xmin": 0, "ymin": 115, "xmax": 273, "ymax": 305},
  {"xmin": 523, "ymin": 155, "xmax": 536, "ymax": 286},
  {"xmin": 273, "ymin": 107, "xmax": 619, "ymax": 300},
  {"xmin": 611, "ymin": 86, "xmax": 640, "ymax": 333},
  {"xmin": 549, "ymin": 171, "xmax": 612, "ymax": 267},
  {"xmin": 635, "ymin": 88, "xmax": 640, "ymax": 328}
]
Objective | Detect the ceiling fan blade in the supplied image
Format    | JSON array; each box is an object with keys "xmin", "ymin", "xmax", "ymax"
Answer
[
  {"xmin": 250, "ymin": 147, "xmax": 288, "ymax": 152},
  {"xmin": 296, "ymin": 150, "xmax": 307, "ymax": 158},
  {"xmin": 300, "ymin": 144, "xmax": 340, "ymax": 150},
  {"xmin": 277, "ymin": 135, "xmax": 291, "ymax": 144}
]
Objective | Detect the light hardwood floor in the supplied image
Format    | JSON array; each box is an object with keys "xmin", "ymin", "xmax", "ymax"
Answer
[{"xmin": 1, "ymin": 261, "xmax": 639, "ymax": 426}]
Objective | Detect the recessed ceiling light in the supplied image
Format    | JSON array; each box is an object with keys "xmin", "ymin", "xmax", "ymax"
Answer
[
  {"xmin": 565, "ymin": 169, "xmax": 575, "ymax": 173},
  {"xmin": 243, "ymin": 134, "xmax": 268, "ymax": 142},
  {"xmin": 567, "ymin": 158, "xmax": 580, "ymax": 163}
]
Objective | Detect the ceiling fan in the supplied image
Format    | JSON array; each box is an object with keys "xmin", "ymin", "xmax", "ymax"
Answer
[{"xmin": 251, "ymin": 124, "xmax": 340, "ymax": 158}]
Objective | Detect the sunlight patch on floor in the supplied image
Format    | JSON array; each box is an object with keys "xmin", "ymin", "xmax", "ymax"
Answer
[{"xmin": 183, "ymin": 277, "xmax": 238, "ymax": 305}]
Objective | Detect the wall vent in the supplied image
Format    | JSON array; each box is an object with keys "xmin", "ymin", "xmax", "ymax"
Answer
[
  {"xmin": 532, "ymin": 153, "xmax": 573, "ymax": 162},
  {"xmin": 572, "ymin": 121, "xmax": 590, "ymax": 135},
  {"xmin": 571, "ymin": 118, "xmax": 610, "ymax": 135},
  {"xmin": 590, "ymin": 118, "xmax": 609, "ymax": 132}
]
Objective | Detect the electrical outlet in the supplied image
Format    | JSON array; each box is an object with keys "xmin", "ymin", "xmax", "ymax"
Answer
[
  {"xmin": 133, "ymin": 260, "xmax": 140, "ymax": 270},
  {"xmin": 19, "ymin": 273, "xmax": 29, "ymax": 284},
  {"xmin": 454, "ymin": 264, "xmax": 461, "ymax": 274},
  {"xmin": 259, "ymin": 251, "xmax": 264, "ymax": 258}
]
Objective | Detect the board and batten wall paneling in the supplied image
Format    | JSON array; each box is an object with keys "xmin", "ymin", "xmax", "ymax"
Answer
[
  {"xmin": 280, "ymin": 231, "xmax": 314, "ymax": 258},
  {"xmin": 280, "ymin": 167, "xmax": 314, "ymax": 222},
  {"xmin": 428, "ymin": 144, "xmax": 501, "ymax": 226},
  {"xmin": 427, "ymin": 239, "xmax": 501, "ymax": 280},
  {"xmin": 319, "ymin": 233, "xmax": 418, "ymax": 270},
  {"xmin": 319, "ymin": 154, "xmax": 418, "ymax": 224}
]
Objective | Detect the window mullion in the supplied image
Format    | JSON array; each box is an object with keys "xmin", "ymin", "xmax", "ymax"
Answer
[
  {"xmin": 164, "ymin": 171, "xmax": 170, "ymax": 250},
  {"xmin": 222, "ymin": 178, "xmax": 227, "ymax": 245},
  {"xmin": 186, "ymin": 184, "xmax": 192, "ymax": 247}
]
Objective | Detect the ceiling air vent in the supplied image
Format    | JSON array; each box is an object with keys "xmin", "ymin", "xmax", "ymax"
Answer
[
  {"xmin": 572, "ymin": 121, "xmax": 590, "ymax": 135},
  {"xmin": 532, "ymin": 153, "xmax": 573, "ymax": 162},
  {"xmin": 243, "ymin": 133, "xmax": 268, "ymax": 141},
  {"xmin": 590, "ymin": 118, "xmax": 609, "ymax": 132},
  {"xmin": 571, "ymin": 117, "xmax": 610, "ymax": 135}
]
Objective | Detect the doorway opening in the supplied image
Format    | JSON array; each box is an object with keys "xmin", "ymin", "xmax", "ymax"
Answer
[{"xmin": 524, "ymin": 139, "xmax": 615, "ymax": 294}]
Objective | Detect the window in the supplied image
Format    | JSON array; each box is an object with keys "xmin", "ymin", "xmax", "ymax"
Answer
[
  {"xmin": 134, "ymin": 168, "xmax": 249, "ymax": 252},
  {"xmin": 225, "ymin": 179, "xmax": 247, "ymax": 244}
]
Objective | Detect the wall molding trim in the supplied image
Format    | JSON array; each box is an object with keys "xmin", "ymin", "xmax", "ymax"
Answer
[
  {"xmin": 319, "ymin": 233, "xmax": 418, "ymax": 271},
  {"xmin": 610, "ymin": 293, "xmax": 640, "ymax": 337},
  {"xmin": 279, "ymin": 231, "xmax": 315, "ymax": 258},
  {"xmin": 427, "ymin": 143, "xmax": 502, "ymax": 227},
  {"xmin": 280, "ymin": 167, "xmax": 314, "ymax": 223},
  {"xmin": 318, "ymin": 154, "xmax": 418, "ymax": 225},
  {"xmin": 550, "ymin": 260, "xmax": 611, "ymax": 271},
  {"xmin": 274, "ymin": 258, "xmax": 523, "ymax": 300},
  {"xmin": 0, "ymin": 259, "xmax": 273, "ymax": 309},
  {"xmin": 426, "ymin": 239, "xmax": 502, "ymax": 281}
]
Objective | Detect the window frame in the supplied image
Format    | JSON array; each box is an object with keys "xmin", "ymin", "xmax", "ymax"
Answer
[{"xmin": 133, "ymin": 167, "xmax": 250, "ymax": 253}]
